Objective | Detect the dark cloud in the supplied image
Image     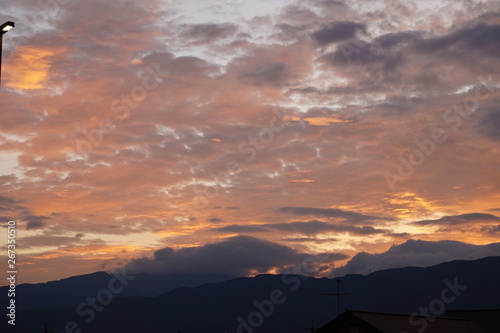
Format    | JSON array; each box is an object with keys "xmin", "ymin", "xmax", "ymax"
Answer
[
  {"xmin": 321, "ymin": 31, "xmax": 420, "ymax": 67},
  {"xmin": 478, "ymin": 108, "xmax": 500, "ymax": 140},
  {"xmin": 23, "ymin": 214, "xmax": 51, "ymax": 230},
  {"xmin": 19, "ymin": 235, "xmax": 79, "ymax": 248},
  {"xmin": 413, "ymin": 213, "xmax": 500, "ymax": 226},
  {"xmin": 239, "ymin": 62, "xmax": 291, "ymax": 86},
  {"xmin": 215, "ymin": 225, "xmax": 268, "ymax": 233},
  {"xmin": 26, "ymin": 220, "xmax": 46, "ymax": 230},
  {"xmin": 414, "ymin": 23, "xmax": 500, "ymax": 57},
  {"xmin": 181, "ymin": 23, "xmax": 237, "ymax": 44},
  {"xmin": 0, "ymin": 196, "xmax": 52, "ymax": 231},
  {"xmin": 216, "ymin": 220, "xmax": 387, "ymax": 236},
  {"xmin": 278, "ymin": 206, "xmax": 384, "ymax": 223},
  {"xmin": 264, "ymin": 220, "xmax": 386, "ymax": 235},
  {"xmin": 280, "ymin": 237, "xmax": 338, "ymax": 243},
  {"xmin": 315, "ymin": 0, "xmax": 346, "ymax": 6},
  {"xmin": 322, "ymin": 22, "xmax": 500, "ymax": 70},
  {"xmin": 387, "ymin": 232, "xmax": 411, "ymax": 238},
  {"xmin": 481, "ymin": 225, "xmax": 500, "ymax": 235},
  {"xmin": 319, "ymin": 23, "xmax": 500, "ymax": 90},
  {"xmin": 126, "ymin": 235, "xmax": 346, "ymax": 276},
  {"xmin": 321, "ymin": 41, "xmax": 386, "ymax": 66},
  {"xmin": 331, "ymin": 239, "xmax": 500, "ymax": 277},
  {"xmin": 375, "ymin": 31, "xmax": 422, "ymax": 49},
  {"xmin": 273, "ymin": 23, "xmax": 311, "ymax": 42},
  {"xmin": 208, "ymin": 217, "xmax": 223, "ymax": 223},
  {"xmin": 0, "ymin": 195, "xmax": 24, "ymax": 211},
  {"xmin": 153, "ymin": 247, "xmax": 174, "ymax": 261},
  {"xmin": 141, "ymin": 51, "xmax": 217, "ymax": 79},
  {"xmin": 312, "ymin": 21, "xmax": 366, "ymax": 45}
]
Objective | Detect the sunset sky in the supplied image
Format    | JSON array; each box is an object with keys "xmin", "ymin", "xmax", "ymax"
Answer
[{"xmin": 1, "ymin": 0, "xmax": 500, "ymax": 285}]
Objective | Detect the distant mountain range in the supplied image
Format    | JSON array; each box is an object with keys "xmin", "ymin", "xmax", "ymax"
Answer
[
  {"xmin": 1, "ymin": 271, "xmax": 232, "ymax": 311},
  {"xmin": 2, "ymin": 256, "xmax": 499, "ymax": 333}
]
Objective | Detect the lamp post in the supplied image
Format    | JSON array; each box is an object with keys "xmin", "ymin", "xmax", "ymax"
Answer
[{"xmin": 1, "ymin": 21, "xmax": 15, "ymax": 87}]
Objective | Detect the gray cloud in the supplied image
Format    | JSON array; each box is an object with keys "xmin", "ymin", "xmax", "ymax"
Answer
[
  {"xmin": 0, "ymin": 196, "xmax": 53, "ymax": 231},
  {"xmin": 414, "ymin": 23, "xmax": 500, "ymax": 57},
  {"xmin": 280, "ymin": 237, "xmax": 338, "ymax": 243},
  {"xmin": 375, "ymin": 31, "xmax": 422, "ymax": 49},
  {"xmin": 215, "ymin": 225, "xmax": 268, "ymax": 233},
  {"xmin": 22, "ymin": 214, "xmax": 52, "ymax": 230},
  {"xmin": 331, "ymin": 239, "xmax": 500, "ymax": 277},
  {"xmin": 320, "ymin": 31, "xmax": 420, "ymax": 69},
  {"xmin": 141, "ymin": 51, "xmax": 217, "ymax": 79},
  {"xmin": 413, "ymin": 213, "xmax": 500, "ymax": 226},
  {"xmin": 181, "ymin": 23, "xmax": 237, "ymax": 44},
  {"xmin": 478, "ymin": 108, "xmax": 500, "ymax": 140},
  {"xmin": 315, "ymin": 0, "xmax": 346, "ymax": 7},
  {"xmin": 239, "ymin": 62, "xmax": 291, "ymax": 86},
  {"xmin": 481, "ymin": 225, "xmax": 500, "ymax": 235},
  {"xmin": 215, "ymin": 220, "xmax": 387, "ymax": 236},
  {"xmin": 126, "ymin": 235, "xmax": 347, "ymax": 276},
  {"xmin": 19, "ymin": 234, "xmax": 80, "ymax": 248},
  {"xmin": 264, "ymin": 220, "xmax": 386, "ymax": 235},
  {"xmin": 315, "ymin": 21, "xmax": 500, "ymax": 102},
  {"xmin": 273, "ymin": 23, "xmax": 311, "ymax": 42},
  {"xmin": 0, "ymin": 195, "xmax": 24, "ymax": 212},
  {"xmin": 26, "ymin": 220, "xmax": 46, "ymax": 230},
  {"xmin": 387, "ymin": 232, "xmax": 411, "ymax": 238},
  {"xmin": 278, "ymin": 206, "xmax": 385, "ymax": 223},
  {"xmin": 312, "ymin": 21, "xmax": 366, "ymax": 45}
]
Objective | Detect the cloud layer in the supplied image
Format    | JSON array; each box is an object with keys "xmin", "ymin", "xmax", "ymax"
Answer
[
  {"xmin": 331, "ymin": 239, "xmax": 500, "ymax": 276},
  {"xmin": 126, "ymin": 235, "xmax": 347, "ymax": 276},
  {"xmin": 1, "ymin": 0, "xmax": 499, "ymax": 284}
]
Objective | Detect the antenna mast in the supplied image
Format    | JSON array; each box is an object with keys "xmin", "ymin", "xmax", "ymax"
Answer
[{"xmin": 322, "ymin": 278, "xmax": 353, "ymax": 317}]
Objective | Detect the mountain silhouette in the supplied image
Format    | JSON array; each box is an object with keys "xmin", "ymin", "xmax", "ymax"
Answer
[
  {"xmin": 0, "ymin": 271, "xmax": 232, "ymax": 310},
  {"xmin": 1, "ymin": 256, "xmax": 499, "ymax": 333}
]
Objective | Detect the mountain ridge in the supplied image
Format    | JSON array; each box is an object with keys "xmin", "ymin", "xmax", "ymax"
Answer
[{"xmin": 2, "ymin": 255, "xmax": 499, "ymax": 333}]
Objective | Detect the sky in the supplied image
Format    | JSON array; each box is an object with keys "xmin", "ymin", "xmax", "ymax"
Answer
[{"xmin": 1, "ymin": 0, "xmax": 500, "ymax": 285}]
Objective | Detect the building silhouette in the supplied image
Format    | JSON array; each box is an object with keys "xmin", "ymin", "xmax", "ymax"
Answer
[{"xmin": 315, "ymin": 309, "xmax": 500, "ymax": 333}]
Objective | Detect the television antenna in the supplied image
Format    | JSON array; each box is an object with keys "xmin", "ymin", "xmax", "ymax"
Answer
[{"xmin": 322, "ymin": 278, "xmax": 353, "ymax": 317}]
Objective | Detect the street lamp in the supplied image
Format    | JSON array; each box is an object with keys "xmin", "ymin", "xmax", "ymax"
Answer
[{"xmin": 1, "ymin": 21, "xmax": 15, "ymax": 87}]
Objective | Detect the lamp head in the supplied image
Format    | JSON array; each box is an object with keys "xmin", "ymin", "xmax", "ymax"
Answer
[{"xmin": 1, "ymin": 21, "xmax": 15, "ymax": 34}]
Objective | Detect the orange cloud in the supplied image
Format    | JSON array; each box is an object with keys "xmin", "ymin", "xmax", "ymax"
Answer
[
  {"xmin": 304, "ymin": 116, "xmax": 352, "ymax": 126},
  {"xmin": 4, "ymin": 45, "xmax": 65, "ymax": 90}
]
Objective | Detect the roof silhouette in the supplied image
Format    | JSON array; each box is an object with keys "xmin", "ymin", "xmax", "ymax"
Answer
[{"xmin": 315, "ymin": 309, "xmax": 500, "ymax": 333}]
